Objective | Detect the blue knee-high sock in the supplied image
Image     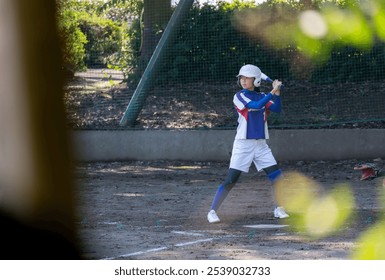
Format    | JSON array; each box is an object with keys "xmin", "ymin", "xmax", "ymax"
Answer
[
  {"xmin": 210, "ymin": 168, "xmax": 241, "ymax": 212},
  {"xmin": 211, "ymin": 185, "xmax": 230, "ymax": 211},
  {"xmin": 268, "ymin": 169, "xmax": 283, "ymax": 184},
  {"xmin": 267, "ymin": 169, "xmax": 283, "ymax": 208}
]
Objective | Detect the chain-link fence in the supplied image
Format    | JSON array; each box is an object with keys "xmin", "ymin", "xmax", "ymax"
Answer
[{"xmin": 63, "ymin": 0, "xmax": 385, "ymax": 130}]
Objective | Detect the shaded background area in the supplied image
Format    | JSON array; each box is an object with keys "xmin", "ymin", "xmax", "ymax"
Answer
[
  {"xmin": 61, "ymin": 0, "xmax": 385, "ymax": 130},
  {"xmin": 65, "ymin": 76, "xmax": 385, "ymax": 130}
]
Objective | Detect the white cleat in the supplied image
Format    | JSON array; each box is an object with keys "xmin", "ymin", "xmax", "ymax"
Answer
[
  {"xmin": 207, "ymin": 210, "xmax": 220, "ymax": 223},
  {"xmin": 274, "ymin": 207, "xmax": 289, "ymax": 219}
]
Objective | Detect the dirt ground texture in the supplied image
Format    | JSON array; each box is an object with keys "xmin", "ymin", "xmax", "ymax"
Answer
[{"xmin": 74, "ymin": 158, "xmax": 385, "ymax": 260}]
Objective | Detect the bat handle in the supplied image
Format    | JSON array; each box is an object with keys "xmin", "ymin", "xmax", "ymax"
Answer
[
  {"xmin": 261, "ymin": 73, "xmax": 284, "ymax": 89},
  {"xmin": 267, "ymin": 78, "xmax": 285, "ymax": 89}
]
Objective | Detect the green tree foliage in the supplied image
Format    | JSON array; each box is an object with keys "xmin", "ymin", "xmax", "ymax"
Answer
[
  {"xmin": 97, "ymin": 0, "xmax": 143, "ymax": 75},
  {"xmin": 59, "ymin": 0, "xmax": 385, "ymax": 83},
  {"xmin": 58, "ymin": 1, "xmax": 88, "ymax": 74},
  {"xmin": 78, "ymin": 14, "xmax": 122, "ymax": 68},
  {"xmin": 155, "ymin": 1, "xmax": 292, "ymax": 83},
  {"xmin": 58, "ymin": 0, "xmax": 140, "ymax": 76}
]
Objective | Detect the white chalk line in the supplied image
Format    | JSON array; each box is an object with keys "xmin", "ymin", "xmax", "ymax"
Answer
[
  {"xmin": 172, "ymin": 230, "xmax": 245, "ymax": 240},
  {"xmin": 171, "ymin": 230, "xmax": 205, "ymax": 237},
  {"xmin": 100, "ymin": 224, "xmax": 289, "ymax": 260},
  {"xmin": 101, "ymin": 246, "xmax": 169, "ymax": 260},
  {"xmin": 175, "ymin": 238, "xmax": 214, "ymax": 247},
  {"xmin": 243, "ymin": 224, "xmax": 289, "ymax": 229},
  {"xmin": 101, "ymin": 222, "xmax": 118, "ymax": 225},
  {"xmin": 101, "ymin": 238, "xmax": 214, "ymax": 260}
]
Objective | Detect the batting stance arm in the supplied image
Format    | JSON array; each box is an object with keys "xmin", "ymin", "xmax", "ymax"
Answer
[{"xmin": 245, "ymin": 93, "xmax": 273, "ymax": 109}]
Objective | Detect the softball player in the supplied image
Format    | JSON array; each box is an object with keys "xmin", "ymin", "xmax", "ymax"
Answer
[{"xmin": 207, "ymin": 64, "xmax": 289, "ymax": 223}]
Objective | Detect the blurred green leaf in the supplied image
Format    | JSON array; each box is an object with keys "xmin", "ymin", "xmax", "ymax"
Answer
[
  {"xmin": 323, "ymin": 6, "xmax": 373, "ymax": 48},
  {"xmin": 351, "ymin": 220, "xmax": 385, "ymax": 259}
]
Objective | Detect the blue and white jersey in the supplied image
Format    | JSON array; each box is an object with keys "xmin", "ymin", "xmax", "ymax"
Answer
[{"xmin": 233, "ymin": 89, "xmax": 281, "ymax": 140}]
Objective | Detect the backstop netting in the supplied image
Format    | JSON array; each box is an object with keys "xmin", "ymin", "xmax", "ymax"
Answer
[{"xmin": 63, "ymin": 0, "xmax": 385, "ymax": 130}]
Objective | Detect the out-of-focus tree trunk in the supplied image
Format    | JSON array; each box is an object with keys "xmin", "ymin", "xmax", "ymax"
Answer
[{"xmin": 0, "ymin": 0, "xmax": 80, "ymax": 259}]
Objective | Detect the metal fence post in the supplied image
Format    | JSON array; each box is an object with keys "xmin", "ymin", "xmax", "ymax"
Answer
[{"xmin": 120, "ymin": 0, "xmax": 194, "ymax": 127}]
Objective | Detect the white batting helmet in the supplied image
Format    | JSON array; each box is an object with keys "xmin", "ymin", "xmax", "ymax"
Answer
[{"xmin": 237, "ymin": 64, "xmax": 262, "ymax": 87}]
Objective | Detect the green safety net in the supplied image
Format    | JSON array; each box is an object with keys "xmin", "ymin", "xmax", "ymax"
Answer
[{"xmin": 63, "ymin": 0, "xmax": 385, "ymax": 130}]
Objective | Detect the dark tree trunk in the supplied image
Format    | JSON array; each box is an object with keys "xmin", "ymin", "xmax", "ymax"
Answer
[{"xmin": 139, "ymin": 0, "xmax": 172, "ymax": 73}]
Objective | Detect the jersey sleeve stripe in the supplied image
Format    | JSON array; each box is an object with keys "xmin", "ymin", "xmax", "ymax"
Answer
[{"xmin": 234, "ymin": 91, "xmax": 250, "ymax": 110}]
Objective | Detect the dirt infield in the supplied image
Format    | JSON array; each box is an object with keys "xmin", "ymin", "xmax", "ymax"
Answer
[{"xmin": 74, "ymin": 159, "xmax": 384, "ymax": 260}]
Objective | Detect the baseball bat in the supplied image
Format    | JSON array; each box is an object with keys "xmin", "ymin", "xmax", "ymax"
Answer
[{"xmin": 261, "ymin": 73, "xmax": 284, "ymax": 89}]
